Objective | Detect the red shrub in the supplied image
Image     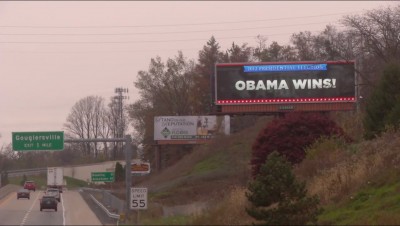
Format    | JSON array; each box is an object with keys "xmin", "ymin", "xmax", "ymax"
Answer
[{"xmin": 250, "ymin": 112, "xmax": 347, "ymax": 177}]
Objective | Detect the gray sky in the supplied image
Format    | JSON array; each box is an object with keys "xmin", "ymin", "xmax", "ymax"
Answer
[{"xmin": 0, "ymin": 1, "xmax": 396, "ymax": 147}]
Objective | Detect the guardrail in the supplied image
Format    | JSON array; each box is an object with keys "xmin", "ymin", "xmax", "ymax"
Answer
[
  {"xmin": 5, "ymin": 168, "xmax": 47, "ymax": 178},
  {"xmin": 89, "ymin": 193, "xmax": 120, "ymax": 219}
]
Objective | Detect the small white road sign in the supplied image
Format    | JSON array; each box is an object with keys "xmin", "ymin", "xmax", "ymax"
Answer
[{"xmin": 130, "ymin": 187, "xmax": 148, "ymax": 210}]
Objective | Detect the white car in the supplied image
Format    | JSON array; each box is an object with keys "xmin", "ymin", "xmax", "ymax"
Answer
[{"xmin": 45, "ymin": 188, "xmax": 61, "ymax": 202}]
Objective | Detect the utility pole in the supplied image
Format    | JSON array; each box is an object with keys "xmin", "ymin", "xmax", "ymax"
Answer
[{"xmin": 114, "ymin": 87, "xmax": 129, "ymax": 158}]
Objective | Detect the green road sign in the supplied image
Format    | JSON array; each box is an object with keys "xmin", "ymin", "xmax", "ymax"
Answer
[
  {"xmin": 91, "ymin": 172, "xmax": 115, "ymax": 182},
  {"xmin": 12, "ymin": 131, "xmax": 64, "ymax": 151}
]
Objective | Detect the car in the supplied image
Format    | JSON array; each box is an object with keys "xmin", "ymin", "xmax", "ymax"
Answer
[
  {"xmin": 17, "ymin": 188, "xmax": 30, "ymax": 200},
  {"xmin": 23, "ymin": 181, "xmax": 36, "ymax": 192},
  {"xmin": 40, "ymin": 195, "xmax": 58, "ymax": 212},
  {"xmin": 45, "ymin": 188, "xmax": 61, "ymax": 202}
]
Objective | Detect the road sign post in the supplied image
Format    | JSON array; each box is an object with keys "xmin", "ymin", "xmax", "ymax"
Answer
[
  {"xmin": 12, "ymin": 131, "xmax": 64, "ymax": 151},
  {"xmin": 91, "ymin": 172, "xmax": 115, "ymax": 182}
]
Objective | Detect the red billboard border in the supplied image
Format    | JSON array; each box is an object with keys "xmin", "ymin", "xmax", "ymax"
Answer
[{"xmin": 217, "ymin": 97, "xmax": 355, "ymax": 105}]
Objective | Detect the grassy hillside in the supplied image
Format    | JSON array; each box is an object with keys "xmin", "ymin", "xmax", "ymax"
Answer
[
  {"xmin": 134, "ymin": 116, "xmax": 272, "ymax": 224},
  {"xmin": 131, "ymin": 112, "xmax": 400, "ymax": 225}
]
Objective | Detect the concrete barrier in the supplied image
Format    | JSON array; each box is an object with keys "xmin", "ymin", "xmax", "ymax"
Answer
[{"xmin": 0, "ymin": 184, "xmax": 20, "ymax": 200}]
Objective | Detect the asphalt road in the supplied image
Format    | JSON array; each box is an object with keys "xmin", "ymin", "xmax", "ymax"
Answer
[{"xmin": 0, "ymin": 189, "xmax": 102, "ymax": 225}]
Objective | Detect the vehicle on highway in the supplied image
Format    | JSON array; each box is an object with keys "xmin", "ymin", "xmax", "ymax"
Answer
[
  {"xmin": 40, "ymin": 195, "xmax": 58, "ymax": 212},
  {"xmin": 47, "ymin": 167, "xmax": 64, "ymax": 193},
  {"xmin": 23, "ymin": 181, "xmax": 36, "ymax": 192},
  {"xmin": 45, "ymin": 188, "xmax": 61, "ymax": 202},
  {"xmin": 17, "ymin": 188, "xmax": 30, "ymax": 200}
]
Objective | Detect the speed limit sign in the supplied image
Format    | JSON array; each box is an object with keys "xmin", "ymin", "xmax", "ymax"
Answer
[{"xmin": 130, "ymin": 187, "xmax": 148, "ymax": 210}]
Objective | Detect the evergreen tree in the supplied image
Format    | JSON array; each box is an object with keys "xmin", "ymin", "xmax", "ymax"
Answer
[
  {"xmin": 194, "ymin": 36, "xmax": 227, "ymax": 113},
  {"xmin": 114, "ymin": 162, "xmax": 125, "ymax": 182},
  {"xmin": 246, "ymin": 152, "xmax": 322, "ymax": 225},
  {"xmin": 363, "ymin": 63, "xmax": 400, "ymax": 139}
]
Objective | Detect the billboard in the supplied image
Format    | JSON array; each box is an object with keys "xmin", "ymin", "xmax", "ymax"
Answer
[
  {"xmin": 215, "ymin": 61, "xmax": 356, "ymax": 105},
  {"xmin": 154, "ymin": 116, "xmax": 230, "ymax": 144}
]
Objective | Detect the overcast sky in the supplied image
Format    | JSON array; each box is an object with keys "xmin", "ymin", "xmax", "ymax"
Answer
[{"xmin": 0, "ymin": 1, "xmax": 396, "ymax": 147}]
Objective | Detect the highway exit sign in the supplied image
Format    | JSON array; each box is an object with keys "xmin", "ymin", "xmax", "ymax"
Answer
[
  {"xmin": 12, "ymin": 131, "xmax": 64, "ymax": 151},
  {"xmin": 91, "ymin": 172, "xmax": 115, "ymax": 182}
]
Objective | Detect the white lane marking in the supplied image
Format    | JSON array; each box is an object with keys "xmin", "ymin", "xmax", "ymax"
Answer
[
  {"xmin": 61, "ymin": 192, "xmax": 66, "ymax": 226},
  {"xmin": 20, "ymin": 191, "xmax": 40, "ymax": 226}
]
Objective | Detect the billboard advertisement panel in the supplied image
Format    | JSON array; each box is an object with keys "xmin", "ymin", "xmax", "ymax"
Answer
[
  {"xmin": 154, "ymin": 115, "xmax": 230, "ymax": 142},
  {"xmin": 215, "ymin": 61, "xmax": 355, "ymax": 105}
]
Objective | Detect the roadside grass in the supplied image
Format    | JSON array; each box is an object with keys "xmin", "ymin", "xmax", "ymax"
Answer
[
  {"xmin": 190, "ymin": 186, "xmax": 255, "ymax": 225},
  {"xmin": 318, "ymin": 181, "xmax": 400, "ymax": 225},
  {"xmin": 64, "ymin": 176, "xmax": 88, "ymax": 189},
  {"xmin": 140, "ymin": 215, "xmax": 190, "ymax": 225},
  {"xmin": 8, "ymin": 173, "xmax": 47, "ymax": 190},
  {"xmin": 8, "ymin": 174, "xmax": 88, "ymax": 190}
]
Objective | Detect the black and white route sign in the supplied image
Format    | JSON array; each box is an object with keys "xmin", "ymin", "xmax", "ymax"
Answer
[{"xmin": 130, "ymin": 187, "xmax": 148, "ymax": 210}]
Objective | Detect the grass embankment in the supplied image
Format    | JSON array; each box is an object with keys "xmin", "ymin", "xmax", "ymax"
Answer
[
  {"xmin": 136, "ymin": 116, "xmax": 272, "ymax": 225},
  {"xmin": 133, "ymin": 113, "xmax": 400, "ymax": 225},
  {"xmin": 8, "ymin": 174, "xmax": 88, "ymax": 190}
]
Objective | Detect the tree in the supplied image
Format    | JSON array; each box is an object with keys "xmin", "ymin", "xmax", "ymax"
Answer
[
  {"xmin": 194, "ymin": 36, "xmax": 227, "ymax": 113},
  {"xmin": 128, "ymin": 51, "xmax": 197, "ymax": 146},
  {"xmin": 291, "ymin": 31, "xmax": 316, "ymax": 61},
  {"xmin": 64, "ymin": 96, "xmax": 107, "ymax": 157},
  {"xmin": 341, "ymin": 5, "xmax": 400, "ymax": 108},
  {"xmin": 342, "ymin": 5, "xmax": 400, "ymax": 64},
  {"xmin": 114, "ymin": 161, "xmax": 125, "ymax": 182},
  {"xmin": 363, "ymin": 63, "xmax": 400, "ymax": 139},
  {"xmin": 225, "ymin": 42, "xmax": 253, "ymax": 63},
  {"xmin": 253, "ymin": 36, "xmax": 297, "ymax": 62},
  {"xmin": 251, "ymin": 112, "xmax": 347, "ymax": 177},
  {"xmin": 246, "ymin": 151, "xmax": 322, "ymax": 225}
]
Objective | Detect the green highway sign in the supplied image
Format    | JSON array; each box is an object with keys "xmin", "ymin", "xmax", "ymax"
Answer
[
  {"xmin": 12, "ymin": 131, "xmax": 64, "ymax": 151},
  {"xmin": 91, "ymin": 172, "xmax": 115, "ymax": 182}
]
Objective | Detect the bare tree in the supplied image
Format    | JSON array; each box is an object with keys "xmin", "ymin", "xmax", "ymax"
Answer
[
  {"xmin": 340, "ymin": 5, "xmax": 400, "ymax": 104},
  {"xmin": 342, "ymin": 6, "xmax": 400, "ymax": 63},
  {"xmin": 64, "ymin": 96, "xmax": 107, "ymax": 157}
]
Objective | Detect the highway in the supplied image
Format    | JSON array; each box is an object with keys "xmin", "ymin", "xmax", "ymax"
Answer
[{"xmin": 0, "ymin": 189, "xmax": 102, "ymax": 225}]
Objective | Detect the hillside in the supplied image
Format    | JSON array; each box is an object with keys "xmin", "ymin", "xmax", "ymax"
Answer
[
  {"xmin": 132, "ymin": 116, "xmax": 271, "ymax": 224},
  {"xmin": 132, "ymin": 113, "xmax": 400, "ymax": 225}
]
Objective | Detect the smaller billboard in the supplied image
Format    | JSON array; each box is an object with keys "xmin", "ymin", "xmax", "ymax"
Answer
[
  {"xmin": 131, "ymin": 161, "xmax": 151, "ymax": 174},
  {"xmin": 154, "ymin": 115, "xmax": 230, "ymax": 144}
]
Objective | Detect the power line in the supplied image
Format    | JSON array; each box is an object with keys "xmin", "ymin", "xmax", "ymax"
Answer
[
  {"xmin": 0, "ymin": 11, "xmax": 359, "ymax": 29},
  {"xmin": 0, "ymin": 28, "xmax": 331, "ymax": 45},
  {"xmin": 0, "ymin": 21, "xmax": 339, "ymax": 36}
]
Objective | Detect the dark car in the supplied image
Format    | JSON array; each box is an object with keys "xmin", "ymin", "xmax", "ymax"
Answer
[
  {"xmin": 17, "ymin": 188, "xmax": 30, "ymax": 200},
  {"xmin": 45, "ymin": 188, "xmax": 61, "ymax": 202},
  {"xmin": 40, "ymin": 195, "xmax": 58, "ymax": 211},
  {"xmin": 23, "ymin": 181, "xmax": 36, "ymax": 192}
]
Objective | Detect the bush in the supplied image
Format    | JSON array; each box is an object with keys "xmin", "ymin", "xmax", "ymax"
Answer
[
  {"xmin": 246, "ymin": 151, "xmax": 322, "ymax": 225},
  {"xmin": 250, "ymin": 112, "xmax": 347, "ymax": 177}
]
